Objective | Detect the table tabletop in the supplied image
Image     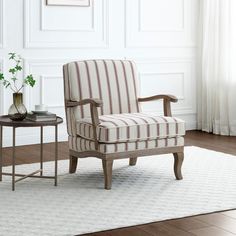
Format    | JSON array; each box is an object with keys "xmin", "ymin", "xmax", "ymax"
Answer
[{"xmin": 0, "ymin": 115, "xmax": 63, "ymax": 127}]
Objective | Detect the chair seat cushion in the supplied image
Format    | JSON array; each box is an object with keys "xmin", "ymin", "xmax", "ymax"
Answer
[{"xmin": 76, "ymin": 113, "xmax": 185, "ymax": 143}]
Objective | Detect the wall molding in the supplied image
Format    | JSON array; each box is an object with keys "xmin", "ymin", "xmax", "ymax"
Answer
[
  {"xmin": 139, "ymin": 71, "xmax": 185, "ymax": 100},
  {"xmin": 40, "ymin": 0, "xmax": 95, "ymax": 32},
  {"xmin": 1, "ymin": 0, "xmax": 199, "ymax": 147},
  {"xmin": 125, "ymin": 0, "xmax": 197, "ymax": 48},
  {"xmin": 40, "ymin": 75, "xmax": 64, "ymax": 108},
  {"xmin": 24, "ymin": 0, "xmax": 109, "ymax": 48},
  {"xmin": 134, "ymin": 57, "xmax": 196, "ymax": 116},
  {"xmin": 138, "ymin": 0, "xmax": 185, "ymax": 33},
  {"xmin": 24, "ymin": 59, "xmax": 66, "ymax": 110}
]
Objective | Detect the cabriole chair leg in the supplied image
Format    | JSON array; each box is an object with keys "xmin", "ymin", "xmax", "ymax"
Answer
[
  {"xmin": 129, "ymin": 157, "xmax": 138, "ymax": 166},
  {"xmin": 102, "ymin": 159, "xmax": 113, "ymax": 190},
  {"xmin": 173, "ymin": 152, "xmax": 184, "ymax": 180},
  {"xmin": 69, "ymin": 155, "xmax": 78, "ymax": 174}
]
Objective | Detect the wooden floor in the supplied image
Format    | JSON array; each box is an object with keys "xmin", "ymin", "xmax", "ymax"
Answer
[{"xmin": 2, "ymin": 131, "xmax": 236, "ymax": 236}]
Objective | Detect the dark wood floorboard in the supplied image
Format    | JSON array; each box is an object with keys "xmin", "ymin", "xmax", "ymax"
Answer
[
  {"xmin": 2, "ymin": 141, "xmax": 69, "ymax": 166},
  {"xmin": 1, "ymin": 130, "xmax": 236, "ymax": 236}
]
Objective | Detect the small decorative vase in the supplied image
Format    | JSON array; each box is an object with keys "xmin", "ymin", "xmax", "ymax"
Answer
[{"xmin": 8, "ymin": 93, "xmax": 27, "ymax": 121}]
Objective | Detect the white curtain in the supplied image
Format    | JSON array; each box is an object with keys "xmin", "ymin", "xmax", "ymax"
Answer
[{"xmin": 198, "ymin": 0, "xmax": 236, "ymax": 135}]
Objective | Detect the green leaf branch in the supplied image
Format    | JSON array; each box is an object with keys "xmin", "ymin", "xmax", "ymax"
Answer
[{"xmin": 0, "ymin": 53, "xmax": 36, "ymax": 93}]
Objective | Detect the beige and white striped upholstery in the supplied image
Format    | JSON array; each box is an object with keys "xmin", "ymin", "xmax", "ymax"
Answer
[
  {"xmin": 69, "ymin": 136, "xmax": 184, "ymax": 154},
  {"xmin": 76, "ymin": 113, "xmax": 185, "ymax": 143},
  {"xmin": 63, "ymin": 60, "xmax": 140, "ymax": 136},
  {"xmin": 63, "ymin": 59, "xmax": 185, "ymax": 154}
]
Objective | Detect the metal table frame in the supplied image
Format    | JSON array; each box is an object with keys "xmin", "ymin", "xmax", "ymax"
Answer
[{"xmin": 0, "ymin": 116, "xmax": 63, "ymax": 191}]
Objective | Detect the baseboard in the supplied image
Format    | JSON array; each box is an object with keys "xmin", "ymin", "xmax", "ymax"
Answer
[
  {"xmin": 175, "ymin": 113, "xmax": 197, "ymax": 130},
  {"xmin": 185, "ymin": 121, "xmax": 197, "ymax": 130}
]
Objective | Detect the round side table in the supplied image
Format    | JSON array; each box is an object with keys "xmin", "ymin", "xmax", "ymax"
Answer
[{"xmin": 0, "ymin": 115, "xmax": 63, "ymax": 191}]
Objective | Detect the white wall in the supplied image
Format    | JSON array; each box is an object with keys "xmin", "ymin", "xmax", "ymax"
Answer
[{"xmin": 0, "ymin": 0, "xmax": 198, "ymax": 147}]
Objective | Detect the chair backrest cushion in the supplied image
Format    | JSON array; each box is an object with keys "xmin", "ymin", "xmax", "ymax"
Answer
[{"xmin": 63, "ymin": 60, "xmax": 140, "ymax": 135}]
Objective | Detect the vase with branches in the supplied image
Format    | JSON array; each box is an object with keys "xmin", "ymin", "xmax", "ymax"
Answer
[{"xmin": 0, "ymin": 53, "xmax": 36, "ymax": 121}]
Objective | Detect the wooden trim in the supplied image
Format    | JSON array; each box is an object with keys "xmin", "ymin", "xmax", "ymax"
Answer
[
  {"xmin": 129, "ymin": 157, "xmax": 138, "ymax": 166},
  {"xmin": 66, "ymin": 99, "xmax": 103, "ymax": 149},
  {"xmin": 90, "ymin": 103, "xmax": 100, "ymax": 149},
  {"xmin": 163, "ymin": 100, "xmax": 172, "ymax": 117},
  {"xmin": 69, "ymin": 145, "xmax": 184, "ymax": 189},
  {"xmin": 102, "ymin": 159, "xmax": 113, "ymax": 190},
  {"xmin": 173, "ymin": 152, "xmax": 184, "ymax": 180},
  {"xmin": 69, "ymin": 149, "xmax": 106, "ymax": 159},
  {"xmin": 138, "ymin": 94, "xmax": 178, "ymax": 116},
  {"xmin": 65, "ymin": 99, "xmax": 103, "ymax": 108},
  {"xmin": 69, "ymin": 155, "xmax": 78, "ymax": 174},
  {"xmin": 105, "ymin": 146, "xmax": 183, "ymax": 160},
  {"xmin": 138, "ymin": 94, "xmax": 178, "ymax": 103},
  {"xmin": 70, "ymin": 146, "xmax": 183, "ymax": 161}
]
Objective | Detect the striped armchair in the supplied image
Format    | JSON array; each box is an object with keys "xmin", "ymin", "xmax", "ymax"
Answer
[{"xmin": 63, "ymin": 60, "xmax": 185, "ymax": 189}]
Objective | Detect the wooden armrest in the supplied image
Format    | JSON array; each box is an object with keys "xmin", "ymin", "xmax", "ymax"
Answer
[
  {"xmin": 138, "ymin": 94, "xmax": 178, "ymax": 117},
  {"xmin": 66, "ymin": 98, "xmax": 103, "ymax": 108},
  {"xmin": 65, "ymin": 98, "xmax": 102, "ymax": 150},
  {"xmin": 138, "ymin": 94, "xmax": 178, "ymax": 103}
]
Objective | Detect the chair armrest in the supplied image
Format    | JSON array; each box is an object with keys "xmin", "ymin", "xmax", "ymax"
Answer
[
  {"xmin": 65, "ymin": 98, "xmax": 103, "ymax": 149},
  {"xmin": 65, "ymin": 98, "xmax": 103, "ymax": 108},
  {"xmin": 138, "ymin": 94, "xmax": 178, "ymax": 103},
  {"xmin": 138, "ymin": 94, "xmax": 178, "ymax": 117}
]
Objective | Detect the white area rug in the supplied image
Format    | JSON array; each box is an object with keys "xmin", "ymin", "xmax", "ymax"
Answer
[{"xmin": 0, "ymin": 146, "xmax": 236, "ymax": 236}]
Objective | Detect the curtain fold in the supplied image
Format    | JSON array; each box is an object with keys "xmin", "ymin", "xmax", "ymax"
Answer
[{"xmin": 198, "ymin": 0, "xmax": 236, "ymax": 135}]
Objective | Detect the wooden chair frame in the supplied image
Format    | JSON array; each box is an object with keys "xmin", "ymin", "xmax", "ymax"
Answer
[{"xmin": 65, "ymin": 95, "xmax": 184, "ymax": 190}]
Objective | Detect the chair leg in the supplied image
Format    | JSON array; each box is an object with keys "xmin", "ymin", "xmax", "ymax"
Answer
[
  {"xmin": 102, "ymin": 159, "xmax": 113, "ymax": 190},
  {"xmin": 129, "ymin": 157, "xmax": 138, "ymax": 166},
  {"xmin": 69, "ymin": 155, "xmax": 78, "ymax": 174},
  {"xmin": 173, "ymin": 152, "xmax": 184, "ymax": 180}
]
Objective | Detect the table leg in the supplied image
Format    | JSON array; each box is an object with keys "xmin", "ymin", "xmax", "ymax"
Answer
[
  {"xmin": 0, "ymin": 126, "xmax": 2, "ymax": 182},
  {"xmin": 55, "ymin": 125, "xmax": 58, "ymax": 186},
  {"xmin": 40, "ymin": 126, "xmax": 43, "ymax": 176},
  {"xmin": 12, "ymin": 127, "xmax": 16, "ymax": 191}
]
